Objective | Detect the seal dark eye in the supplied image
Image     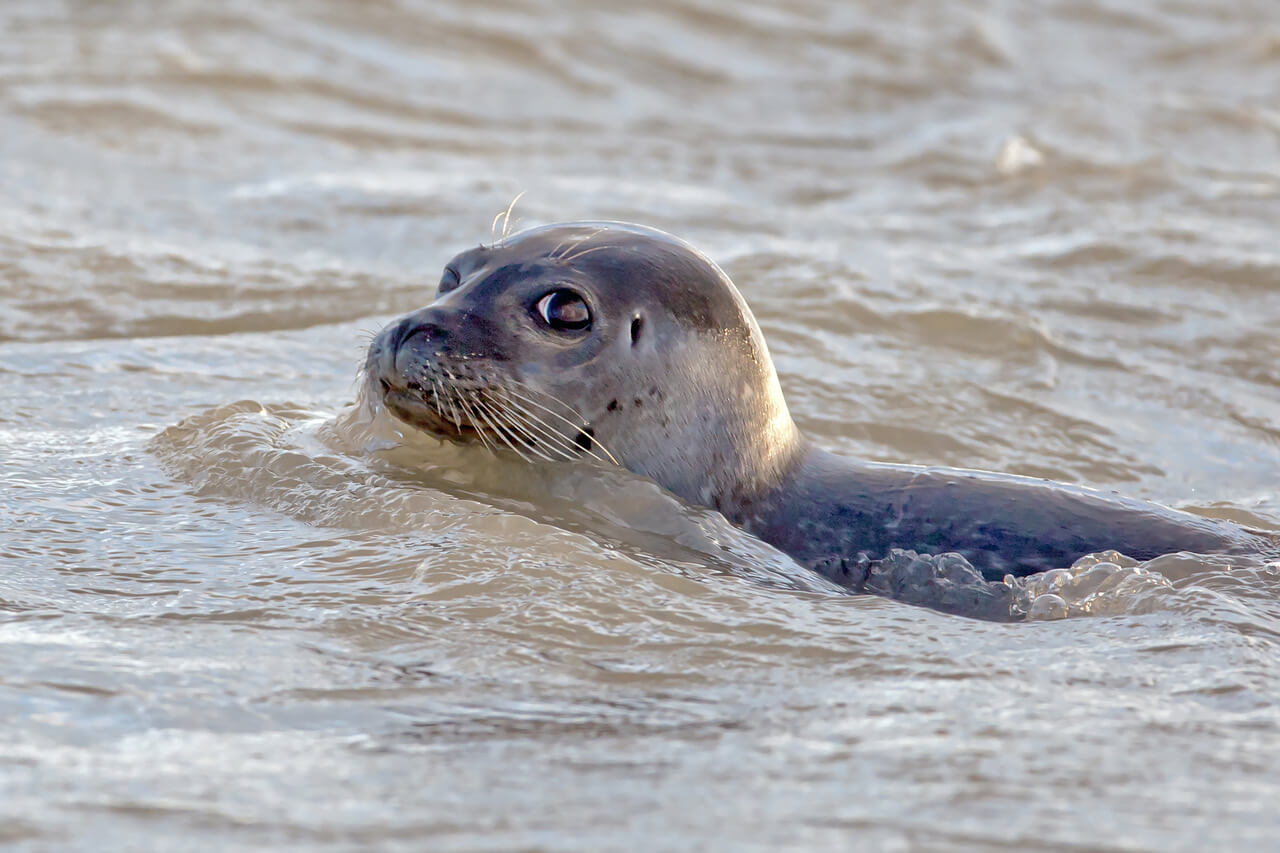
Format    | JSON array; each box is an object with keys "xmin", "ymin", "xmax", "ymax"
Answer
[
  {"xmin": 439, "ymin": 265, "xmax": 461, "ymax": 294},
  {"xmin": 535, "ymin": 289, "xmax": 591, "ymax": 332}
]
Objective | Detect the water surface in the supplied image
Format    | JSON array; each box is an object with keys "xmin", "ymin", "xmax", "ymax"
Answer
[{"xmin": 3, "ymin": 0, "xmax": 1280, "ymax": 849}]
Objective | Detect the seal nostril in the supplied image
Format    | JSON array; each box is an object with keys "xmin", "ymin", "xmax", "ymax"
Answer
[
  {"xmin": 630, "ymin": 315, "xmax": 643, "ymax": 346},
  {"xmin": 574, "ymin": 427, "xmax": 595, "ymax": 452},
  {"xmin": 379, "ymin": 378, "xmax": 392, "ymax": 394},
  {"xmin": 397, "ymin": 321, "xmax": 449, "ymax": 358}
]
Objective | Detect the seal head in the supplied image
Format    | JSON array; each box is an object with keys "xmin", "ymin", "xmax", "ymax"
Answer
[{"xmin": 363, "ymin": 222, "xmax": 804, "ymax": 512}]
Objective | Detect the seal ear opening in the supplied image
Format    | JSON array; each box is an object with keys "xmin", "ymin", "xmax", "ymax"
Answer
[{"xmin": 630, "ymin": 314, "xmax": 644, "ymax": 346}]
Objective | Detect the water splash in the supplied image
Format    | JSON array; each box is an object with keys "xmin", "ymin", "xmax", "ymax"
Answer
[{"xmin": 1008, "ymin": 550, "xmax": 1175, "ymax": 620}]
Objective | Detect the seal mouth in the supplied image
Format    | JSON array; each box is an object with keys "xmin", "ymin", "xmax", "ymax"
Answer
[
  {"xmin": 379, "ymin": 377, "xmax": 481, "ymax": 441},
  {"xmin": 372, "ymin": 371, "xmax": 618, "ymax": 466}
]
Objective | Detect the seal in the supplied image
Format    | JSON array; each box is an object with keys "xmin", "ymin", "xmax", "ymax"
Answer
[{"xmin": 362, "ymin": 221, "xmax": 1276, "ymax": 598}]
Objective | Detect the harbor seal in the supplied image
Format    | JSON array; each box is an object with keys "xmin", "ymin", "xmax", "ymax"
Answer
[{"xmin": 362, "ymin": 221, "xmax": 1276, "ymax": 607}]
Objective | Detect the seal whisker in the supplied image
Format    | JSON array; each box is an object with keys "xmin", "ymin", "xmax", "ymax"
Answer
[
  {"xmin": 501, "ymin": 381, "xmax": 616, "ymax": 458},
  {"xmin": 502, "ymin": 377, "xmax": 592, "ymax": 422},
  {"xmin": 445, "ymin": 379, "xmax": 498, "ymax": 455},
  {"xmin": 417, "ymin": 362, "xmax": 496, "ymax": 449},
  {"xmin": 558, "ymin": 243, "xmax": 617, "ymax": 265},
  {"xmin": 449, "ymin": 378, "xmax": 541, "ymax": 463},
  {"xmin": 475, "ymin": 391, "xmax": 553, "ymax": 462},
  {"xmin": 463, "ymin": 380, "xmax": 581, "ymax": 462},
  {"xmin": 430, "ymin": 377, "xmax": 467, "ymax": 432},
  {"xmin": 482, "ymin": 398, "xmax": 562, "ymax": 463},
  {"xmin": 551, "ymin": 227, "xmax": 607, "ymax": 261},
  {"xmin": 546, "ymin": 235, "xmax": 576, "ymax": 260},
  {"xmin": 496, "ymin": 395, "xmax": 597, "ymax": 463},
  {"xmin": 496, "ymin": 396, "xmax": 580, "ymax": 455},
  {"xmin": 461, "ymin": 401, "xmax": 498, "ymax": 454},
  {"xmin": 469, "ymin": 396, "xmax": 536, "ymax": 463},
  {"xmin": 491, "ymin": 191, "xmax": 527, "ymax": 246},
  {"xmin": 505, "ymin": 399, "xmax": 619, "ymax": 466},
  {"xmin": 500, "ymin": 382, "xmax": 620, "ymax": 465}
]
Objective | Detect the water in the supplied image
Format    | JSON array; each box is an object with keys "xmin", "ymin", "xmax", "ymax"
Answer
[{"xmin": 3, "ymin": 0, "xmax": 1280, "ymax": 849}]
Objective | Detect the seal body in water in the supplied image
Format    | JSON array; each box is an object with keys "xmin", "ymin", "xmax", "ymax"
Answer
[{"xmin": 362, "ymin": 221, "xmax": 1275, "ymax": 601}]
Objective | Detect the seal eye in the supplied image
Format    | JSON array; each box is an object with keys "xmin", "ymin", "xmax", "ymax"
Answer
[
  {"xmin": 535, "ymin": 289, "xmax": 591, "ymax": 332},
  {"xmin": 438, "ymin": 265, "xmax": 461, "ymax": 294}
]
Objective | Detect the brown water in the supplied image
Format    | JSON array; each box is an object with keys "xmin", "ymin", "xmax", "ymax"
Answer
[{"xmin": 4, "ymin": 0, "xmax": 1280, "ymax": 849}]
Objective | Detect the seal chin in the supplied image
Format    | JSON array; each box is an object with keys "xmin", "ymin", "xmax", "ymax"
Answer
[{"xmin": 380, "ymin": 384, "xmax": 477, "ymax": 442}]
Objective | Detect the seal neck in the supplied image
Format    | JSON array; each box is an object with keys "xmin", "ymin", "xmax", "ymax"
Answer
[
  {"xmin": 704, "ymin": 419, "xmax": 812, "ymax": 525},
  {"xmin": 728, "ymin": 441, "xmax": 855, "ymax": 560}
]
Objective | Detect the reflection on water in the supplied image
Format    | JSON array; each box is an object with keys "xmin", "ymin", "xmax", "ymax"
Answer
[{"xmin": 3, "ymin": 0, "xmax": 1280, "ymax": 848}]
